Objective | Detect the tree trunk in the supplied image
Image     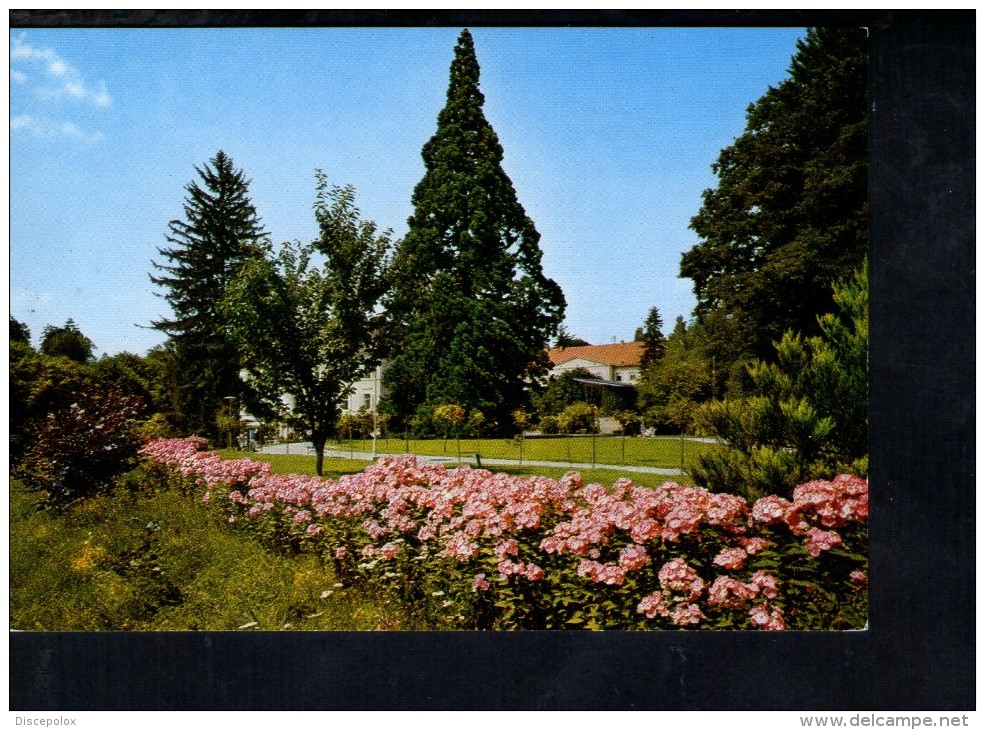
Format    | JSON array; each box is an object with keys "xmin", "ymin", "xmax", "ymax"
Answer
[{"xmin": 313, "ymin": 434, "xmax": 328, "ymax": 477}]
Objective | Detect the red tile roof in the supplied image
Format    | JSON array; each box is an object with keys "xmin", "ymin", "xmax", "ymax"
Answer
[{"xmin": 548, "ymin": 341, "xmax": 644, "ymax": 368}]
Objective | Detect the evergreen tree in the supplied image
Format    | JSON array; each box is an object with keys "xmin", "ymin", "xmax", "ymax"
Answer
[
  {"xmin": 637, "ymin": 306, "xmax": 666, "ymax": 368},
  {"xmin": 681, "ymin": 27, "xmax": 867, "ymax": 366},
  {"xmin": 40, "ymin": 319, "xmax": 94, "ymax": 363},
  {"xmin": 150, "ymin": 150, "xmax": 268, "ymax": 441},
  {"xmin": 384, "ymin": 29, "xmax": 566, "ymax": 432},
  {"xmin": 691, "ymin": 262, "xmax": 868, "ymax": 500}
]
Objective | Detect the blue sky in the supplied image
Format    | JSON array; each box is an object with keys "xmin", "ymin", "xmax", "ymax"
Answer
[{"xmin": 9, "ymin": 26, "xmax": 806, "ymax": 356}]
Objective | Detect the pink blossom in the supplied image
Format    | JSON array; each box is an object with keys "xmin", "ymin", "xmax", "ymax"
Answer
[
  {"xmin": 671, "ymin": 603, "xmax": 706, "ymax": 626},
  {"xmin": 850, "ymin": 570, "xmax": 868, "ymax": 586},
  {"xmin": 335, "ymin": 547, "xmax": 347, "ymax": 561},
  {"xmin": 637, "ymin": 591, "xmax": 670, "ymax": 619},
  {"xmin": 524, "ymin": 563, "xmax": 545, "ymax": 582},
  {"xmin": 618, "ymin": 543, "xmax": 649, "ymax": 572},
  {"xmin": 378, "ymin": 542, "xmax": 401, "ymax": 559},
  {"xmin": 738, "ymin": 537, "xmax": 771, "ymax": 555},
  {"xmin": 658, "ymin": 558, "xmax": 704, "ymax": 601},
  {"xmin": 803, "ymin": 527, "xmax": 844, "ymax": 557},
  {"xmin": 712, "ymin": 548, "xmax": 747, "ymax": 571},
  {"xmin": 751, "ymin": 495, "xmax": 793, "ymax": 525},
  {"xmin": 707, "ymin": 576, "xmax": 759, "ymax": 609},
  {"xmin": 748, "ymin": 603, "xmax": 786, "ymax": 630},
  {"xmin": 493, "ymin": 538, "xmax": 519, "ymax": 560},
  {"xmin": 749, "ymin": 571, "xmax": 780, "ymax": 599},
  {"xmin": 472, "ymin": 573, "xmax": 490, "ymax": 592}
]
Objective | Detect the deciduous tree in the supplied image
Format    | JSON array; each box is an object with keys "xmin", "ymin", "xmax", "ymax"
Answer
[{"xmin": 221, "ymin": 177, "xmax": 391, "ymax": 476}]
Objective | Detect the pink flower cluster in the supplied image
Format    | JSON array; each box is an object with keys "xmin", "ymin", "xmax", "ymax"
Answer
[{"xmin": 139, "ymin": 438, "xmax": 868, "ymax": 630}]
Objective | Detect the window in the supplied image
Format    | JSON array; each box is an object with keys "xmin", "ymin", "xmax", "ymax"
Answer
[{"xmin": 363, "ymin": 393, "xmax": 372, "ymax": 410}]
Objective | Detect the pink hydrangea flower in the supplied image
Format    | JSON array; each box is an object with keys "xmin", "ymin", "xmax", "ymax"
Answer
[
  {"xmin": 472, "ymin": 573, "xmax": 490, "ymax": 592},
  {"xmin": 749, "ymin": 571, "xmax": 780, "ymax": 599},
  {"xmin": 748, "ymin": 603, "xmax": 786, "ymax": 630},
  {"xmin": 637, "ymin": 591, "xmax": 670, "ymax": 619},
  {"xmin": 707, "ymin": 575, "xmax": 759, "ymax": 609},
  {"xmin": 671, "ymin": 603, "xmax": 706, "ymax": 626},
  {"xmin": 803, "ymin": 527, "xmax": 844, "ymax": 557},
  {"xmin": 712, "ymin": 548, "xmax": 747, "ymax": 571},
  {"xmin": 618, "ymin": 543, "xmax": 649, "ymax": 572},
  {"xmin": 658, "ymin": 558, "xmax": 704, "ymax": 601}
]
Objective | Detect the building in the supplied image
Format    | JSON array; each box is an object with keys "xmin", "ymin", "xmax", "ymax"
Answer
[{"xmin": 546, "ymin": 341, "xmax": 645, "ymax": 384}]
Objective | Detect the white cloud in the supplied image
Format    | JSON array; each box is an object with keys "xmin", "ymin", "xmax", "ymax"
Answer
[
  {"xmin": 9, "ymin": 113, "xmax": 102, "ymax": 143},
  {"xmin": 10, "ymin": 33, "xmax": 113, "ymax": 108}
]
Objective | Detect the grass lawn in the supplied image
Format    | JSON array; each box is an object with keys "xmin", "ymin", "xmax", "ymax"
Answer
[
  {"xmin": 222, "ymin": 450, "xmax": 696, "ymax": 487},
  {"xmin": 320, "ymin": 434, "xmax": 718, "ymax": 470}
]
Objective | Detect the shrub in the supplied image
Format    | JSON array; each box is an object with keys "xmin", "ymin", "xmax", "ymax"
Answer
[
  {"xmin": 15, "ymin": 383, "xmax": 145, "ymax": 508},
  {"xmin": 139, "ymin": 437, "xmax": 868, "ymax": 631}
]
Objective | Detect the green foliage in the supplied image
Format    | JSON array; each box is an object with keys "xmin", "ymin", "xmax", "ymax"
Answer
[
  {"xmin": 636, "ymin": 317, "xmax": 711, "ymax": 434},
  {"xmin": 384, "ymin": 29, "xmax": 565, "ymax": 432},
  {"xmin": 556, "ymin": 402, "xmax": 598, "ymax": 434},
  {"xmin": 531, "ymin": 368, "xmax": 600, "ymax": 419},
  {"xmin": 12, "ymin": 356, "xmax": 146, "ymax": 508},
  {"xmin": 681, "ymin": 28, "xmax": 867, "ymax": 367},
  {"xmin": 40, "ymin": 318, "xmax": 95, "ymax": 363},
  {"xmin": 221, "ymin": 176, "xmax": 392, "ymax": 475},
  {"xmin": 10, "ymin": 315, "xmax": 32, "ymax": 344},
  {"xmin": 150, "ymin": 150, "xmax": 269, "ymax": 441},
  {"xmin": 691, "ymin": 263, "xmax": 868, "ymax": 499}
]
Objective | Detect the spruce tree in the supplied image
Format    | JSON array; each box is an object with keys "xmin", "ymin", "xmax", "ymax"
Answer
[
  {"xmin": 150, "ymin": 150, "xmax": 268, "ymax": 440},
  {"xmin": 385, "ymin": 29, "xmax": 565, "ymax": 432},
  {"xmin": 638, "ymin": 306, "xmax": 666, "ymax": 369}
]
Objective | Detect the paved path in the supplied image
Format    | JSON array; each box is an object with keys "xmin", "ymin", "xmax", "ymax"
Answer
[{"xmin": 257, "ymin": 442, "xmax": 686, "ymax": 476}]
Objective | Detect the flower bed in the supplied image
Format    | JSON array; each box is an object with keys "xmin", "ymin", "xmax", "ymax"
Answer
[{"xmin": 139, "ymin": 437, "xmax": 868, "ymax": 630}]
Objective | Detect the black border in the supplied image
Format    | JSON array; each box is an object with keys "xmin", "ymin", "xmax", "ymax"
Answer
[{"xmin": 8, "ymin": 10, "xmax": 975, "ymax": 710}]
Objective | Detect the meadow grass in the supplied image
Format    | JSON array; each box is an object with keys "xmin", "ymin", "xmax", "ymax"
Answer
[{"xmin": 9, "ymin": 480, "xmax": 414, "ymax": 631}]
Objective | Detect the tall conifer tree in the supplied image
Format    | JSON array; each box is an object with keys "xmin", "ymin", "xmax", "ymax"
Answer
[
  {"xmin": 681, "ymin": 28, "xmax": 867, "ymax": 366},
  {"xmin": 150, "ymin": 150, "xmax": 268, "ymax": 440},
  {"xmin": 384, "ymin": 29, "xmax": 565, "ymax": 431}
]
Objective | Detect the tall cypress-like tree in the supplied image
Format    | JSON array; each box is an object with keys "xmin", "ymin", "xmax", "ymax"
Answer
[
  {"xmin": 681, "ymin": 27, "xmax": 867, "ymax": 366},
  {"xmin": 384, "ymin": 29, "xmax": 565, "ymax": 431},
  {"xmin": 150, "ymin": 150, "xmax": 268, "ymax": 440}
]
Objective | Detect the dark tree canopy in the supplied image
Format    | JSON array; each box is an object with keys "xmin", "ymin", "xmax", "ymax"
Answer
[
  {"xmin": 681, "ymin": 27, "xmax": 867, "ymax": 364},
  {"xmin": 40, "ymin": 319, "xmax": 94, "ymax": 363},
  {"xmin": 384, "ymin": 29, "xmax": 566, "ymax": 431},
  {"xmin": 10, "ymin": 316, "xmax": 31, "ymax": 345},
  {"xmin": 150, "ymin": 150, "xmax": 268, "ymax": 441}
]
